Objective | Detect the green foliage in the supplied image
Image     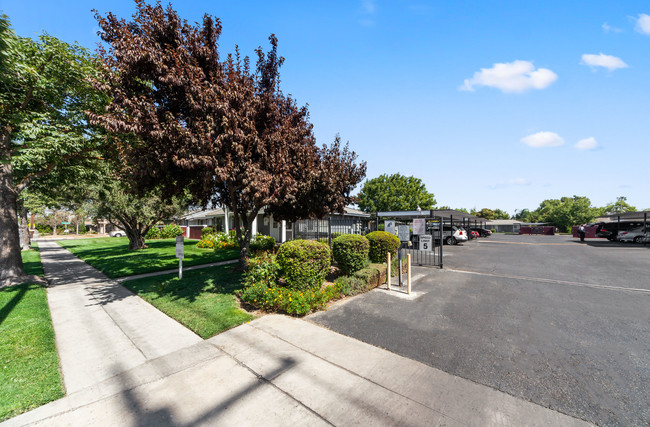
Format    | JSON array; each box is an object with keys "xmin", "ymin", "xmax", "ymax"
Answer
[
  {"xmin": 366, "ymin": 231, "xmax": 400, "ymax": 263},
  {"xmin": 532, "ymin": 196, "xmax": 598, "ymax": 232},
  {"xmin": 250, "ymin": 235, "xmax": 276, "ymax": 252},
  {"xmin": 34, "ymin": 223, "xmax": 52, "ymax": 235},
  {"xmin": 276, "ymin": 240, "xmax": 331, "ymax": 290},
  {"xmin": 600, "ymin": 196, "xmax": 637, "ymax": 215},
  {"xmin": 201, "ymin": 227, "xmax": 214, "ymax": 238},
  {"xmin": 195, "ymin": 238, "xmax": 215, "ymax": 249},
  {"xmin": 473, "ymin": 208, "xmax": 510, "ymax": 220},
  {"xmin": 239, "ymin": 281, "xmax": 341, "ymax": 316},
  {"xmin": 357, "ymin": 173, "xmax": 436, "ymax": 212},
  {"xmin": 243, "ymin": 253, "xmax": 281, "ymax": 287},
  {"xmin": 145, "ymin": 227, "xmax": 162, "ymax": 240},
  {"xmin": 335, "ymin": 276, "xmax": 367, "ymax": 296},
  {"xmin": 491, "ymin": 229, "xmax": 497, "ymax": 233},
  {"xmin": 332, "ymin": 234, "xmax": 369, "ymax": 275},
  {"xmin": 160, "ymin": 224, "xmax": 183, "ymax": 239}
]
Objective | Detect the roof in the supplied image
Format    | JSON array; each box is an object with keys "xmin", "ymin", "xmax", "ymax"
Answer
[
  {"xmin": 605, "ymin": 210, "xmax": 650, "ymax": 221},
  {"xmin": 485, "ymin": 219, "xmax": 523, "ymax": 225},
  {"xmin": 180, "ymin": 208, "xmax": 225, "ymax": 220},
  {"xmin": 377, "ymin": 209, "xmax": 487, "ymax": 222},
  {"xmin": 340, "ymin": 207, "xmax": 371, "ymax": 218}
]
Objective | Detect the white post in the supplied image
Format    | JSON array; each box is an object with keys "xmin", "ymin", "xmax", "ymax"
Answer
[
  {"xmin": 407, "ymin": 254, "xmax": 412, "ymax": 295},
  {"xmin": 281, "ymin": 220, "xmax": 286, "ymax": 243},
  {"xmin": 387, "ymin": 252, "xmax": 391, "ymax": 291},
  {"xmin": 252, "ymin": 214, "xmax": 258, "ymax": 237},
  {"xmin": 179, "ymin": 259, "xmax": 183, "ymax": 280},
  {"xmin": 186, "ymin": 224, "xmax": 190, "ymax": 238},
  {"xmin": 224, "ymin": 208, "xmax": 229, "ymax": 233}
]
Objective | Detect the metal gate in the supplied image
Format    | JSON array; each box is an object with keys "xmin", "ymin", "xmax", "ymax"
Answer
[{"xmin": 377, "ymin": 213, "xmax": 444, "ymax": 269}]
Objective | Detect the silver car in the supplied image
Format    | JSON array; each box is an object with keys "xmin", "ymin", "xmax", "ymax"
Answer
[{"xmin": 617, "ymin": 226, "xmax": 650, "ymax": 243}]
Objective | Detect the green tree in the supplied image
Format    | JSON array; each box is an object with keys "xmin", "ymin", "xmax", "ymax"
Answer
[
  {"xmin": 357, "ymin": 173, "xmax": 436, "ymax": 213},
  {"xmin": 532, "ymin": 196, "xmax": 598, "ymax": 232},
  {"xmin": 1, "ymin": 16, "xmax": 105, "ymax": 282},
  {"xmin": 92, "ymin": 3, "xmax": 365, "ymax": 269},
  {"xmin": 600, "ymin": 196, "xmax": 637, "ymax": 215}
]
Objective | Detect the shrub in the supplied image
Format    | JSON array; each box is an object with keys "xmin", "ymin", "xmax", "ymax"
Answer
[
  {"xmin": 196, "ymin": 238, "xmax": 215, "ymax": 249},
  {"xmin": 35, "ymin": 224, "xmax": 52, "ymax": 235},
  {"xmin": 366, "ymin": 231, "xmax": 401, "ymax": 263},
  {"xmin": 201, "ymin": 227, "xmax": 215, "ymax": 238},
  {"xmin": 239, "ymin": 281, "xmax": 341, "ymax": 316},
  {"xmin": 160, "ymin": 224, "xmax": 183, "ymax": 239},
  {"xmin": 146, "ymin": 227, "xmax": 162, "ymax": 239},
  {"xmin": 250, "ymin": 235, "xmax": 276, "ymax": 252},
  {"xmin": 491, "ymin": 229, "xmax": 497, "ymax": 233},
  {"xmin": 243, "ymin": 253, "xmax": 281, "ymax": 286},
  {"xmin": 332, "ymin": 234, "xmax": 369, "ymax": 275},
  {"xmin": 335, "ymin": 276, "xmax": 367, "ymax": 296},
  {"xmin": 276, "ymin": 240, "xmax": 331, "ymax": 290}
]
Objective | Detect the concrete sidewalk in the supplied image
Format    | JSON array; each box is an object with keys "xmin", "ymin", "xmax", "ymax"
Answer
[{"xmin": 3, "ymin": 243, "xmax": 591, "ymax": 426}]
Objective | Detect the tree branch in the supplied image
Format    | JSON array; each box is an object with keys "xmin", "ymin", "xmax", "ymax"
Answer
[{"xmin": 15, "ymin": 152, "xmax": 102, "ymax": 193}]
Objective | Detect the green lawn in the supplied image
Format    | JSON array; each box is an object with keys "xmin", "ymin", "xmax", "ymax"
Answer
[
  {"xmin": 21, "ymin": 242, "xmax": 44, "ymax": 277},
  {"xmin": 58, "ymin": 237, "xmax": 240, "ymax": 278},
  {"xmin": 123, "ymin": 264, "xmax": 255, "ymax": 338},
  {"xmin": 0, "ymin": 247, "xmax": 64, "ymax": 421}
]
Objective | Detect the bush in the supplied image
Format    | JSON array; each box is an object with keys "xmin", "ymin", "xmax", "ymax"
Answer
[
  {"xmin": 146, "ymin": 227, "xmax": 162, "ymax": 239},
  {"xmin": 35, "ymin": 224, "xmax": 52, "ymax": 235},
  {"xmin": 160, "ymin": 224, "xmax": 183, "ymax": 239},
  {"xmin": 491, "ymin": 229, "xmax": 497, "ymax": 233},
  {"xmin": 243, "ymin": 253, "xmax": 281, "ymax": 286},
  {"xmin": 240, "ymin": 281, "xmax": 341, "ymax": 316},
  {"xmin": 335, "ymin": 276, "xmax": 367, "ymax": 296},
  {"xmin": 201, "ymin": 227, "xmax": 215, "ymax": 238},
  {"xmin": 332, "ymin": 234, "xmax": 369, "ymax": 275},
  {"xmin": 276, "ymin": 240, "xmax": 331, "ymax": 290},
  {"xmin": 366, "ymin": 231, "xmax": 400, "ymax": 263},
  {"xmin": 250, "ymin": 235, "xmax": 276, "ymax": 252},
  {"xmin": 196, "ymin": 238, "xmax": 215, "ymax": 249}
]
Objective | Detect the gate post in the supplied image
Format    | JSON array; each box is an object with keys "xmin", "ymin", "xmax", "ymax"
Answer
[
  {"xmin": 407, "ymin": 253, "xmax": 412, "ymax": 295},
  {"xmin": 386, "ymin": 252, "xmax": 391, "ymax": 291}
]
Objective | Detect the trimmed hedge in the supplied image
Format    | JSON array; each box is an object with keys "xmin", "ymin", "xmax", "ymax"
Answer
[
  {"xmin": 332, "ymin": 234, "xmax": 369, "ymax": 275},
  {"xmin": 276, "ymin": 240, "xmax": 331, "ymax": 290},
  {"xmin": 366, "ymin": 231, "xmax": 400, "ymax": 263},
  {"xmin": 160, "ymin": 224, "xmax": 183, "ymax": 239}
]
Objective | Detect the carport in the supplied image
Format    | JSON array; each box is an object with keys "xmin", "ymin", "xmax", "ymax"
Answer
[
  {"xmin": 606, "ymin": 210, "xmax": 649, "ymax": 246},
  {"xmin": 374, "ymin": 209, "xmax": 488, "ymax": 268}
]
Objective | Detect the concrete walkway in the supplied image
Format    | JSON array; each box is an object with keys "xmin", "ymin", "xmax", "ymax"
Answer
[{"xmin": 3, "ymin": 243, "xmax": 591, "ymax": 426}]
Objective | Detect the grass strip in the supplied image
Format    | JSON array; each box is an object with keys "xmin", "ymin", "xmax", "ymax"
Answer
[
  {"xmin": 123, "ymin": 264, "xmax": 255, "ymax": 339},
  {"xmin": 58, "ymin": 237, "xmax": 239, "ymax": 278},
  {"xmin": 0, "ymin": 247, "xmax": 63, "ymax": 421}
]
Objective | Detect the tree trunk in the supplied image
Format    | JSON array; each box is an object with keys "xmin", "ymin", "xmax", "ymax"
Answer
[
  {"xmin": 0, "ymin": 158, "xmax": 26, "ymax": 281},
  {"xmin": 234, "ymin": 210, "xmax": 253, "ymax": 271},
  {"xmin": 125, "ymin": 226, "xmax": 147, "ymax": 250},
  {"xmin": 20, "ymin": 205, "xmax": 31, "ymax": 250}
]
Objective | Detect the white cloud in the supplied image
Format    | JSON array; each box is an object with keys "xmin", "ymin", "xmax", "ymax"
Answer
[
  {"xmin": 575, "ymin": 137, "xmax": 599, "ymax": 150},
  {"xmin": 521, "ymin": 131, "xmax": 565, "ymax": 148},
  {"xmin": 581, "ymin": 53, "xmax": 628, "ymax": 71},
  {"xmin": 635, "ymin": 13, "xmax": 650, "ymax": 34},
  {"xmin": 602, "ymin": 22, "xmax": 622, "ymax": 33},
  {"xmin": 461, "ymin": 60, "xmax": 557, "ymax": 93}
]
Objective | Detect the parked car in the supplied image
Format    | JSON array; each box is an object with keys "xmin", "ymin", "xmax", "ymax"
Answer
[
  {"xmin": 471, "ymin": 227, "xmax": 492, "ymax": 237},
  {"xmin": 617, "ymin": 226, "xmax": 650, "ymax": 243},
  {"xmin": 428, "ymin": 224, "xmax": 468, "ymax": 245},
  {"xmin": 471, "ymin": 230, "xmax": 480, "ymax": 239},
  {"xmin": 109, "ymin": 230, "xmax": 126, "ymax": 237},
  {"xmin": 594, "ymin": 221, "xmax": 646, "ymax": 241}
]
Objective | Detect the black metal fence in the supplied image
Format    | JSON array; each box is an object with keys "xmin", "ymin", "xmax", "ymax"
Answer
[{"xmin": 293, "ymin": 216, "xmax": 370, "ymax": 244}]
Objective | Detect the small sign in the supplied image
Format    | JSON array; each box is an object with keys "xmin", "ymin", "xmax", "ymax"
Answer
[
  {"xmin": 412, "ymin": 218, "xmax": 425, "ymax": 235},
  {"xmin": 397, "ymin": 225, "xmax": 410, "ymax": 242},
  {"xmin": 61, "ymin": 221, "xmax": 71, "ymax": 225},
  {"xmin": 419, "ymin": 235, "xmax": 433, "ymax": 251},
  {"xmin": 176, "ymin": 235, "xmax": 185, "ymax": 259},
  {"xmin": 384, "ymin": 220, "xmax": 396, "ymax": 235}
]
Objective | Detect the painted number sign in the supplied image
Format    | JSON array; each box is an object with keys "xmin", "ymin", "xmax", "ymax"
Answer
[{"xmin": 419, "ymin": 235, "xmax": 433, "ymax": 251}]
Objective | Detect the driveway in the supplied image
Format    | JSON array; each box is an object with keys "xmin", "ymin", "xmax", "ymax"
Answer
[{"xmin": 309, "ymin": 234, "xmax": 650, "ymax": 426}]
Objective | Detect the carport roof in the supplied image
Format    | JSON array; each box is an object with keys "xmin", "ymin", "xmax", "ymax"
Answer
[
  {"xmin": 376, "ymin": 209, "xmax": 487, "ymax": 222},
  {"xmin": 605, "ymin": 210, "xmax": 650, "ymax": 221}
]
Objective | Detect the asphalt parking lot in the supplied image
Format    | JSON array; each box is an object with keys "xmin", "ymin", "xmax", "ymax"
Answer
[{"xmin": 309, "ymin": 234, "xmax": 650, "ymax": 426}]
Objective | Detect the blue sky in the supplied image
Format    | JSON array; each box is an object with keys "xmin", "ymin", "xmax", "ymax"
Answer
[{"xmin": 2, "ymin": 1, "xmax": 649, "ymax": 214}]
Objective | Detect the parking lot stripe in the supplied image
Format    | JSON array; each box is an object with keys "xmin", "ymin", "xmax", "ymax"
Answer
[{"xmin": 445, "ymin": 268, "xmax": 650, "ymax": 294}]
